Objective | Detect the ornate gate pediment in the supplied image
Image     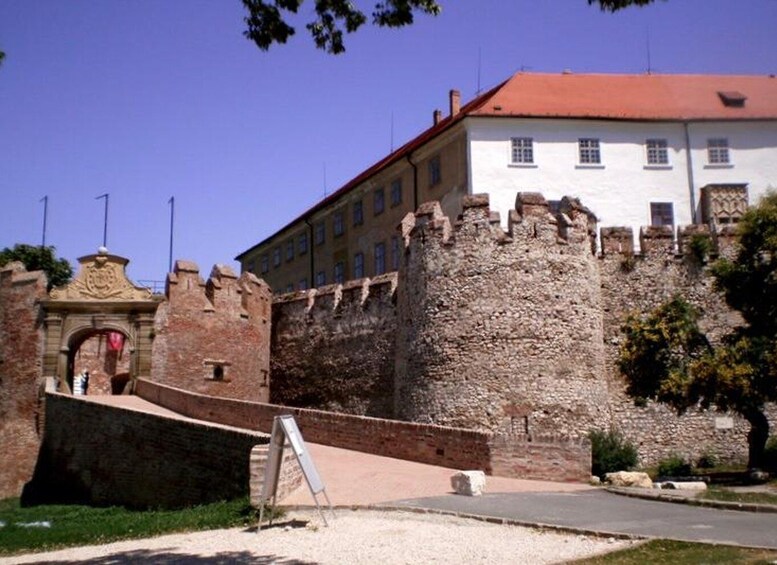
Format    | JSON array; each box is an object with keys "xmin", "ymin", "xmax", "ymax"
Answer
[
  {"xmin": 50, "ymin": 251, "xmax": 154, "ymax": 301},
  {"xmin": 40, "ymin": 249, "xmax": 163, "ymax": 393}
]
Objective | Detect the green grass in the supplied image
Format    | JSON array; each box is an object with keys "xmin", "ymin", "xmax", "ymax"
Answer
[
  {"xmin": 0, "ymin": 497, "xmax": 275, "ymax": 556},
  {"xmin": 700, "ymin": 488, "xmax": 777, "ymax": 506},
  {"xmin": 572, "ymin": 539, "xmax": 777, "ymax": 564}
]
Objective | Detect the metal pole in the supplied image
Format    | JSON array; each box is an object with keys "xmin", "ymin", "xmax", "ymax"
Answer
[
  {"xmin": 40, "ymin": 195, "xmax": 48, "ymax": 247},
  {"xmin": 168, "ymin": 196, "xmax": 175, "ymax": 273},
  {"xmin": 95, "ymin": 193, "xmax": 109, "ymax": 247}
]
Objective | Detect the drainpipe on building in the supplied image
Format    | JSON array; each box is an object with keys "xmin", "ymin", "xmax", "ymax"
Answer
[
  {"xmin": 683, "ymin": 122, "xmax": 697, "ymax": 224},
  {"xmin": 406, "ymin": 153, "xmax": 419, "ymax": 211},
  {"xmin": 304, "ymin": 217, "xmax": 314, "ymax": 288}
]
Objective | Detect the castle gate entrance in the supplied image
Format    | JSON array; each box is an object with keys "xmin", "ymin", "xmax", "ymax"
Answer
[{"xmin": 39, "ymin": 250, "xmax": 163, "ymax": 394}]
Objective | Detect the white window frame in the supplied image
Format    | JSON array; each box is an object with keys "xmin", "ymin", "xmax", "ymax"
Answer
[
  {"xmin": 707, "ymin": 138, "xmax": 731, "ymax": 166},
  {"xmin": 578, "ymin": 138, "xmax": 601, "ymax": 165},
  {"xmin": 510, "ymin": 137, "xmax": 535, "ymax": 165},
  {"xmin": 650, "ymin": 202, "xmax": 674, "ymax": 227},
  {"xmin": 645, "ymin": 138, "xmax": 670, "ymax": 166}
]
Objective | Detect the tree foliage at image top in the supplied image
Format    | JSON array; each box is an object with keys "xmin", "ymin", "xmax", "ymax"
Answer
[
  {"xmin": 242, "ymin": 0, "xmax": 661, "ymax": 54},
  {"xmin": 0, "ymin": 244, "xmax": 73, "ymax": 290},
  {"xmin": 590, "ymin": 0, "xmax": 662, "ymax": 11},
  {"xmin": 242, "ymin": 0, "xmax": 441, "ymax": 54}
]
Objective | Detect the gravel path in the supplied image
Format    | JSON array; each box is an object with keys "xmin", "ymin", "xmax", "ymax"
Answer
[{"xmin": 1, "ymin": 509, "xmax": 636, "ymax": 564}]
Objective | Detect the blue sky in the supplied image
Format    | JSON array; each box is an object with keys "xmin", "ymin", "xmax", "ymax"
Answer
[{"xmin": 1, "ymin": 0, "xmax": 776, "ymax": 283}]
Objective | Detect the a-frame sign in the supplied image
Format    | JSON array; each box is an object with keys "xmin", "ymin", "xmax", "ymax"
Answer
[{"xmin": 258, "ymin": 415, "xmax": 334, "ymax": 531}]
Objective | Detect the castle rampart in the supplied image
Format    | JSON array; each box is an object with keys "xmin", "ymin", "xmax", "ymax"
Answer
[
  {"xmin": 395, "ymin": 193, "xmax": 610, "ymax": 437},
  {"xmin": 270, "ymin": 273, "xmax": 398, "ymax": 417},
  {"xmin": 151, "ymin": 260, "xmax": 272, "ymax": 402},
  {"xmin": 270, "ymin": 190, "xmax": 776, "ymax": 467}
]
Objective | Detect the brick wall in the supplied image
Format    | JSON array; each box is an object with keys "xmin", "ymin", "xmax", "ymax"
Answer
[
  {"xmin": 151, "ymin": 261, "xmax": 272, "ymax": 402},
  {"xmin": 270, "ymin": 274, "xmax": 398, "ymax": 417},
  {"xmin": 0, "ymin": 263, "xmax": 47, "ymax": 499},
  {"xmin": 249, "ymin": 444, "xmax": 303, "ymax": 506},
  {"xmin": 23, "ymin": 393, "xmax": 270, "ymax": 509},
  {"xmin": 136, "ymin": 378, "xmax": 591, "ymax": 482}
]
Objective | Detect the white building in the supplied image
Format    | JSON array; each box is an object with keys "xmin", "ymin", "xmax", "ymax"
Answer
[
  {"xmin": 466, "ymin": 73, "xmax": 777, "ymax": 235},
  {"xmin": 238, "ymin": 72, "xmax": 777, "ymax": 289}
]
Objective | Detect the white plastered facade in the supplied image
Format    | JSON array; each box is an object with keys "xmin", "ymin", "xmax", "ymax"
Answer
[{"xmin": 466, "ymin": 117, "xmax": 777, "ymax": 240}]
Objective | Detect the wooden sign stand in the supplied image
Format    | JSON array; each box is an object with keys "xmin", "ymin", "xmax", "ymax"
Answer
[{"xmin": 258, "ymin": 415, "xmax": 334, "ymax": 531}]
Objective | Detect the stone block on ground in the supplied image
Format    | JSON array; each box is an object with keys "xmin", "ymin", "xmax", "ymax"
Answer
[
  {"xmin": 604, "ymin": 471, "xmax": 653, "ymax": 489},
  {"xmin": 659, "ymin": 481, "xmax": 707, "ymax": 491},
  {"xmin": 451, "ymin": 471, "xmax": 486, "ymax": 496}
]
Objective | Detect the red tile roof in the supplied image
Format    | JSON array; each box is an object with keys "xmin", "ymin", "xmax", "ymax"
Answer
[
  {"xmin": 236, "ymin": 72, "xmax": 777, "ymax": 259},
  {"xmin": 473, "ymin": 72, "xmax": 777, "ymax": 121}
]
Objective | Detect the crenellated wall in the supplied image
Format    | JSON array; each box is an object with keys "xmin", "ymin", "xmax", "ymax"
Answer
[
  {"xmin": 152, "ymin": 260, "xmax": 272, "ymax": 402},
  {"xmin": 597, "ymin": 219, "xmax": 763, "ymax": 464},
  {"xmin": 270, "ymin": 274, "xmax": 398, "ymax": 417},
  {"xmin": 270, "ymin": 191, "xmax": 776, "ymax": 467},
  {"xmin": 395, "ymin": 193, "xmax": 609, "ymax": 436}
]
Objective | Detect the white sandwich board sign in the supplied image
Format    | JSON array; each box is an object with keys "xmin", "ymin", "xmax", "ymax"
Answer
[{"xmin": 258, "ymin": 415, "xmax": 333, "ymax": 530}]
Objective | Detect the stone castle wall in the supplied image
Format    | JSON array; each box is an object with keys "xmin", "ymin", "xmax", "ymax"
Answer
[
  {"xmin": 0, "ymin": 263, "xmax": 47, "ymax": 499},
  {"xmin": 151, "ymin": 260, "xmax": 272, "ymax": 402},
  {"xmin": 270, "ymin": 192, "xmax": 776, "ymax": 468},
  {"xmin": 395, "ymin": 194, "xmax": 609, "ymax": 437},
  {"xmin": 270, "ymin": 274, "xmax": 398, "ymax": 417}
]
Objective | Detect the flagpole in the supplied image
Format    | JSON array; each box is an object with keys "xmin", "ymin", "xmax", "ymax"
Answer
[
  {"xmin": 40, "ymin": 195, "xmax": 48, "ymax": 247},
  {"xmin": 168, "ymin": 196, "xmax": 175, "ymax": 273},
  {"xmin": 95, "ymin": 193, "xmax": 109, "ymax": 248}
]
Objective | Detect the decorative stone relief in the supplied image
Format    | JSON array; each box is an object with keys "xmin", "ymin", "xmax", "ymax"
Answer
[{"xmin": 50, "ymin": 250, "xmax": 152, "ymax": 301}]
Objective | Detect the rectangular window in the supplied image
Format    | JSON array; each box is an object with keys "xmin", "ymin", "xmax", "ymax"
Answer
[
  {"xmin": 298, "ymin": 278, "xmax": 308, "ymax": 291},
  {"xmin": 390, "ymin": 179, "xmax": 402, "ymax": 207},
  {"xmin": 354, "ymin": 252, "xmax": 364, "ymax": 279},
  {"xmin": 646, "ymin": 139, "xmax": 669, "ymax": 165},
  {"xmin": 707, "ymin": 138, "xmax": 730, "ymax": 164},
  {"xmin": 334, "ymin": 261, "xmax": 345, "ymax": 284},
  {"xmin": 578, "ymin": 138, "xmax": 601, "ymax": 164},
  {"xmin": 272, "ymin": 247, "xmax": 281, "ymax": 268},
  {"xmin": 374, "ymin": 242, "xmax": 386, "ymax": 276},
  {"xmin": 298, "ymin": 232, "xmax": 308, "ymax": 255},
  {"xmin": 353, "ymin": 200, "xmax": 364, "ymax": 226},
  {"xmin": 285, "ymin": 240, "xmax": 294, "ymax": 261},
  {"xmin": 374, "ymin": 188, "xmax": 385, "ymax": 215},
  {"xmin": 315, "ymin": 270, "xmax": 326, "ymax": 287},
  {"xmin": 391, "ymin": 235, "xmax": 400, "ymax": 271},
  {"xmin": 333, "ymin": 210, "xmax": 345, "ymax": 237},
  {"xmin": 510, "ymin": 137, "xmax": 534, "ymax": 164},
  {"xmin": 260, "ymin": 255, "xmax": 269, "ymax": 274},
  {"xmin": 285, "ymin": 283, "xmax": 294, "ymax": 293},
  {"xmin": 429, "ymin": 155, "xmax": 442, "ymax": 186},
  {"xmin": 247, "ymin": 260, "xmax": 256, "ymax": 275},
  {"xmin": 314, "ymin": 221, "xmax": 325, "ymax": 245},
  {"xmin": 650, "ymin": 202, "xmax": 674, "ymax": 227}
]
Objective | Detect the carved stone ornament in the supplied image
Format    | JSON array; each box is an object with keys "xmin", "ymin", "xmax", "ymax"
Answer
[{"xmin": 50, "ymin": 251, "xmax": 153, "ymax": 301}]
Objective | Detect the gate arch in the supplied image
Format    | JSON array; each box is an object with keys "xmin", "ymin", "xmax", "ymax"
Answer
[{"xmin": 40, "ymin": 250, "xmax": 163, "ymax": 394}]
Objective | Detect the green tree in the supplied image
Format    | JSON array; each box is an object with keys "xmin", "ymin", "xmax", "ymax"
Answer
[
  {"xmin": 619, "ymin": 192, "xmax": 777, "ymax": 469},
  {"xmin": 0, "ymin": 244, "xmax": 73, "ymax": 290},
  {"xmin": 242, "ymin": 1, "xmax": 662, "ymax": 54}
]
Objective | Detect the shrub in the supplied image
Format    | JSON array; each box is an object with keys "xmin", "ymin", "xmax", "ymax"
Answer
[
  {"xmin": 589, "ymin": 428, "xmax": 638, "ymax": 479},
  {"xmin": 764, "ymin": 436, "xmax": 777, "ymax": 472},
  {"xmin": 657, "ymin": 454, "xmax": 692, "ymax": 477},
  {"xmin": 696, "ymin": 451, "xmax": 718, "ymax": 469}
]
